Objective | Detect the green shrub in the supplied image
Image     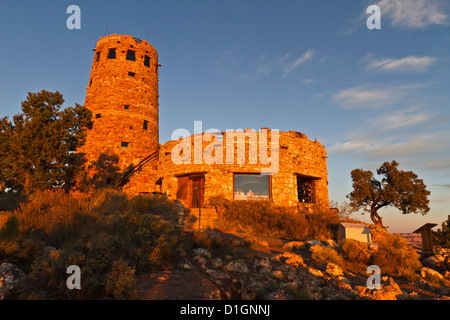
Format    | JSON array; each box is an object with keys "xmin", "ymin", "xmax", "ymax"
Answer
[
  {"xmin": 372, "ymin": 232, "xmax": 422, "ymax": 280},
  {"xmin": 212, "ymin": 196, "xmax": 338, "ymax": 241},
  {"xmin": 340, "ymin": 239, "xmax": 371, "ymax": 264},
  {"xmin": 311, "ymin": 246, "xmax": 344, "ymax": 266},
  {"xmin": 104, "ymin": 258, "xmax": 137, "ymax": 299},
  {"xmin": 0, "ymin": 215, "xmax": 20, "ymax": 239},
  {"xmin": 4, "ymin": 190, "xmax": 185, "ymax": 299}
]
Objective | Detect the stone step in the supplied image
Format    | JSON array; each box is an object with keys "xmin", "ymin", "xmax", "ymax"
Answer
[{"xmin": 183, "ymin": 208, "xmax": 218, "ymax": 230}]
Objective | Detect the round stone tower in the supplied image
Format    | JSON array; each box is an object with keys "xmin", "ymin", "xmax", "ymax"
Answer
[{"xmin": 81, "ymin": 34, "xmax": 159, "ymax": 170}]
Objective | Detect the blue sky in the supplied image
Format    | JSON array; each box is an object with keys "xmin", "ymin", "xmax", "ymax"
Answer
[{"xmin": 1, "ymin": 0, "xmax": 449, "ymax": 232}]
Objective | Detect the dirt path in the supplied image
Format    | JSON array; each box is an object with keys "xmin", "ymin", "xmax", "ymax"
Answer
[{"xmin": 135, "ymin": 267, "xmax": 219, "ymax": 300}]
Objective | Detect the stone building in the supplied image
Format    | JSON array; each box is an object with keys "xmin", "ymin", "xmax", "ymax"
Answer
[{"xmin": 80, "ymin": 34, "xmax": 330, "ymax": 213}]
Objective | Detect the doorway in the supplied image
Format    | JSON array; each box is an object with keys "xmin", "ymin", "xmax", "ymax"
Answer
[{"xmin": 190, "ymin": 176, "xmax": 204, "ymax": 208}]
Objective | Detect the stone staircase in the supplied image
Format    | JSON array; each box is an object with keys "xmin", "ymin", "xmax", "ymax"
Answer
[{"xmin": 184, "ymin": 208, "xmax": 218, "ymax": 231}]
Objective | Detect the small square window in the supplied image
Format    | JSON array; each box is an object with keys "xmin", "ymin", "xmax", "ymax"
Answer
[
  {"xmin": 121, "ymin": 142, "xmax": 129, "ymax": 148},
  {"xmin": 144, "ymin": 55, "xmax": 150, "ymax": 67},
  {"xmin": 95, "ymin": 113, "xmax": 101, "ymax": 119},
  {"xmin": 124, "ymin": 105, "xmax": 130, "ymax": 110},
  {"xmin": 126, "ymin": 50, "xmax": 136, "ymax": 61},
  {"xmin": 107, "ymin": 48, "xmax": 116, "ymax": 59},
  {"xmin": 143, "ymin": 120, "xmax": 149, "ymax": 130},
  {"xmin": 128, "ymin": 72, "xmax": 135, "ymax": 77}
]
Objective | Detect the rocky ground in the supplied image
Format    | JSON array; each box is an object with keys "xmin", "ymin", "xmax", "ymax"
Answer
[
  {"xmin": 1, "ymin": 228, "xmax": 449, "ymax": 300},
  {"xmin": 135, "ymin": 229, "xmax": 450, "ymax": 301}
]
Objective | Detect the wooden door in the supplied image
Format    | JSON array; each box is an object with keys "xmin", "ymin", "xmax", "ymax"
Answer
[{"xmin": 190, "ymin": 177, "xmax": 204, "ymax": 208}]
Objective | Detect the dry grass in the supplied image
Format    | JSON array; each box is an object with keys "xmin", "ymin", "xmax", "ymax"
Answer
[
  {"xmin": 209, "ymin": 195, "xmax": 339, "ymax": 241},
  {"xmin": 0, "ymin": 188, "xmax": 185, "ymax": 299}
]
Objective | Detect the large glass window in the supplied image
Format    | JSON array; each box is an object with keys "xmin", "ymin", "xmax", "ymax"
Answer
[{"xmin": 234, "ymin": 174, "xmax": 270, "ymax": 200}]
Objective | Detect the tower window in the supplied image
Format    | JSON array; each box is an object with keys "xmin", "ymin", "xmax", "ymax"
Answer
[
  {"xmin": 144, "ymin": 55, "xmax": 150, "ymax": 67},
  {"xmin": 124, "ymin": 105, "xmax": 130, "ymax": 110},
  {"xmin": 128, "ymin": 72, "xmax": 135, "ymax": 77},
  {"xmin": 126, "ymin": 50, "xmax": 136, "ymax": 61},
  {"xmin": 296, "ymin": 175, "xmax": 317, "ymax": 204},
  {"xmin": 96, "ymin": 52, "xmax": 100, "ymax": 62},
  {"xmin": 95, "ymin": 113, "xmax": 101, "ymax": 119},
  {"xmin": 143, "ymin": 120, "xmax": 149, "ymax": 130},
  {"xmin": 107, "ymin": 48, "xmax": 116, "ymax": 59},
  {"xmin": 121, "ymin": 142, "xmax": 129, "ymax": 148}
]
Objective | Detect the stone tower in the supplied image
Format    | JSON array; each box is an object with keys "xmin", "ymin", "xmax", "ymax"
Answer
[{"xmin": 81, "ymin": 34, "xmax": 160, "ymax": 170}]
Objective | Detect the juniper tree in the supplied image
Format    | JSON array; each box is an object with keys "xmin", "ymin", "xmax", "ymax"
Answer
[
  {"xmin": 0, "ymin": 90, "xmax": 92, "ymax": 194},
  {"xmin": 347, "ymin": 161, "xmax": 430, "ymax": 228}
]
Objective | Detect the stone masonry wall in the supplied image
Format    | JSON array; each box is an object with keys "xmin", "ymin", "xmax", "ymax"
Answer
[
  {"xmin": 127, "ymin": 129, "xmax": 329, "ymax": 210},
  {"xmin": 79, "ymin": 34, "xmax": 159, "ymax": 170}
]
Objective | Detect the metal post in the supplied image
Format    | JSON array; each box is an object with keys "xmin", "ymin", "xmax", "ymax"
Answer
[{"xmin": 198, "ymin": 197, "xmax": 201, "ymax": 229}]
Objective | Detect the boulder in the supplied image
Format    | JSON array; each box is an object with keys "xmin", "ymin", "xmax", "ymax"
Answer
[
  {"xmin": 323, "ymin": 239, "xmax": 339, "ymax": 249},
  {"xmin": 307, "ymin": 240, "xmax": 323, "ymax": 247},
  {"xmin": 276, "ymin": 252, "xmax": 305, "ymax": 268},
  {"xmin": 319, "ymin": 262, "xmax": 343, "ymax": 277},
  {"xmin": 371, "ymin": 280, "xmax": 403, "ymax": 300},
  {"xmin": 282, "ymin": 241, "xmax": 306, "ymax": 251},
  {"xmin": 0, "ymin": 263, "xmax": 25, "ymax": 300},
  {"xmin": 223, "ymin": 260, "xmax": 249, "ymax": 273},
  {"xmin": 193, "ymin": 248, "xmax": 211, "ymax": 258},
  {"xmin": 253, "ymin": 258, "xmax": 272, "ymax": 273},
  {"xmin": 271, "ymin": 270, "xmax": 284, "ymax": 280},
  {"xmin": 243, "ymin": 236, "xmax": 269, "ymax": 248},
  {"xmin": 421, "ymin": 267, "xmax": 445, "ymax": 283},
  {"xmin": 205, "ymin": 269, "xmax": 230, "ymax": 280},
  {"xmin": 423, "ymin": 255, "xmax": 444, "ymax": 269},
  {"xmin": 264, "ymin": 289, "xmax": 290, "ymax": 300},
  {"xmin": 211, "ymin": 258, "xmax": 223, "ymax": 269}
]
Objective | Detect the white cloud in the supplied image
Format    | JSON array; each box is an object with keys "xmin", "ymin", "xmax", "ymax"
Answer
[
  {"xmin": 377, "ymin": 107, "xmax": 434, "ymax": 130},
  {"xmin": 333, "ymin": 85, "xmax": 409, "ymax": 109},
  {"xmin": 329, "ymin": 140, "xmax": 372, "ymax": 154},
  {"xmin": 376, "ymin": 0, "xmax": 448, "ymax": 28},
  {"xmin": 282, "ymin": 50, "xmax": 315, "ymax": 75},
  {"xmin": 367, "ymin": 55, "xmax": 437, "ymax": 72},
  {"xmin": 249, "ymin": 50, "xmax": 315, "ymax": 78},
  {"xmin": 329, "ymin": 133, "xmax": 441, "ymax": 158}
]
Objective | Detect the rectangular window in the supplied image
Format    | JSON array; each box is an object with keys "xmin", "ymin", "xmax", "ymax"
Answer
[
  {"xmin": 234, "ymin": 174, "xmax": 270, "ymax": 200},
  {"xmin": 126, "ymin": 50, "xmax": 136, "ymax": 61},
  {"xmin": 121, "ymin": 142, "xmax": 129, "ymax": 148},
  {"xmin": 124, "ymin": 105, "xmax": 129, "ymax": 110},
  {"xmin": 96, "ymin": 52, "xmax": 100, "ymax": 62},
  {"xmin": 128, "ymin": 72, "xmax": 135, "ymax": 77},
  {"xmin": 95, "ymin": 113, "xmax": 101, "ymax": 119},
  {"xmin": 107, "ymin": 48, "xmax": 116, "ymax": 59},
  {"xmin": 297, "ymin": 175, "xmax": 316, "ymax": 204},
  {"xmin": 143, "ymin": 120, "xmax": 148, "ymax": 130},
  {"xmin": 144, "ymin": 55, "xmax": 150, "ymax": 67}
]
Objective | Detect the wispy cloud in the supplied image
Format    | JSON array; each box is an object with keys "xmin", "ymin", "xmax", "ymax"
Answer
[
  {"xmin": 376, "ymin": 0, "xmax": 448, "ymax": 28},
  {"xmin": 248, "ymin": 49, "xmax": 315, "ymax": 78},
  {"xmin": 332, "ymin": 84, "xmax": 418, "ymax": 109},
  {"xmin": 329, "ymin": 133, "xmax": 442, "ymax": 158},
  {"xmin": 433, "ymin": 183, "xmax": 450, "ymax": 189},
  {"xmin": 366, "ymin": 55, "xmax": 437, "ymax": 72},
  {"xmin": 376, "ymin": 107, "xmax": 435, "ymax": 130}
]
